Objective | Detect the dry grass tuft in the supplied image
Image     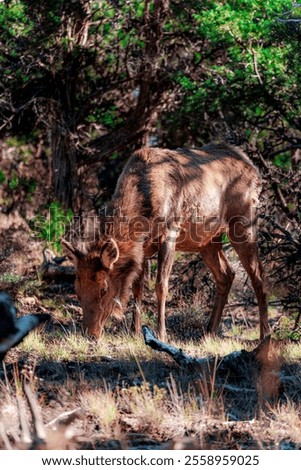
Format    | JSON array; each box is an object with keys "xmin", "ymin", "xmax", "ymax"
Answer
[{"xmin": 1, "ymin": 266, "xmax": 301, "ymax": 450}]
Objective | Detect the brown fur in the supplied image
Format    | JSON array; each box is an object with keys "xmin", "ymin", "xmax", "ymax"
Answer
[{"xmin": 62, "ymin": 142, "xmax": 269, "ymax": 340}]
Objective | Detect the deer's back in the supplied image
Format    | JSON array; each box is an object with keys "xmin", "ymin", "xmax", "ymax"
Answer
[{"xmin": 112, "ymin": 143, "xmax": 261, "ymax": 249}]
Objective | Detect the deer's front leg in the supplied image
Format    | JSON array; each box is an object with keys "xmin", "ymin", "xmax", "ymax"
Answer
[
  {"xmin": 155, "ymin": 233, "xmax": 176, "ymax": 341},
  {"xmin": 131, "ymin": 260, "xmax": 146, "ymax": 336}
]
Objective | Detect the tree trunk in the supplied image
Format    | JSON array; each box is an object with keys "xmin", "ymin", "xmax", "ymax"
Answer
[
  {"xmin": 48, "ymin": 108, "xmax": 78, "ymax": 210},
  {"xmin": 85, "ymin": 0, "xmax": 170, "ymax": 164}
]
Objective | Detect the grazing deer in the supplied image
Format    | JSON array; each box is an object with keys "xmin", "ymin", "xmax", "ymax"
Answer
[{"xmin": 62, "ymin": 143, "xmax": 269, "ymax": 341}]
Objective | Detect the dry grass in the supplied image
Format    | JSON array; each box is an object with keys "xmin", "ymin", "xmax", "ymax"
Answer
[
  {"xmin": 1, "ymin": 263, "xmax": 301, "ymax": 450},
  {"xmin": 80, "ymin": 386, "xmax": 120, "ymax": 439},
  {"xmin": 1, "ymin": 309, "xmax": 301, "ymax": 450}
]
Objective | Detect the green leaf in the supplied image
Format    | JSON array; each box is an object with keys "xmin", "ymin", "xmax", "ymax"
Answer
[
  {"xmin": 8, "ymin": 174, "xmax": 19, "ymax": 190},
  {"xmin": 0, "ymin": 170, "xmax": 5, "ymax": 185}
]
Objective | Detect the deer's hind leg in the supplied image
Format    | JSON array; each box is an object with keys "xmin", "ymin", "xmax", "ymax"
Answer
[
  {"xmin": 229, "ymin": 218, "xmax": 269, "ymax": 339},
  {"xmin": 201, "ymin": 237, "xmax": 235, "ymax": 335}
]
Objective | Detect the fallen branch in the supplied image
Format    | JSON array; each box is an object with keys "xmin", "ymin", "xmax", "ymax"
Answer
[
  {"xmin": 41, "ymin": 249, "xmax": 75, "ymax": 282},
  {"xmin": 142, "ymin": 325, "xmax": 273, "ymax": 381},
  {"xmin": 142, "ymin": 325, "xmax": 208, "ymax": 372},
  {"xmin": 46, "ymin": 408, "xmax": 82, "ymax": 429},
  {"xmin": 24, "ymin": 384, "xmax": 47, "ymax": 445}
]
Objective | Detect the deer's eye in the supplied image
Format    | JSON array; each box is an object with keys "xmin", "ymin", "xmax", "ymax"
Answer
[{"xmin": 100, "ymin": 287, "xmax": 108, "ymax": 297}]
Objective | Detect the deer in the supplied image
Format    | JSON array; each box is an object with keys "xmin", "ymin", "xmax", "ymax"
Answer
[{"xmin": 62, "ymin": 142, "xmax": 269, "ymax": 342}]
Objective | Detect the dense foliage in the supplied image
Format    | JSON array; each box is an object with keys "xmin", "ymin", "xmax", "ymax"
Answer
[
  {"xmin": 0, "ymin": 1, "xmax": 300, "ymax": 313},
  {"xmin": 0, "ymin": 1, "xmax": 300, "ymax": 202}
]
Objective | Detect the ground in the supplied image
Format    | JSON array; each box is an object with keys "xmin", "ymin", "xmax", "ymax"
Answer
[{"xmin": 1, "ymin": 218, "xmax": 301, "ymax": 451}]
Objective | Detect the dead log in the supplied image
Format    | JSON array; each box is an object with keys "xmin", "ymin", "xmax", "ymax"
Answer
[
  {"xmin": 142, "ymin": 325, "xmax": 278, "ymax": 398},
  {"xmin": 41, "ymin": 248, "xmax": 75, "ymax": 282},
  {"xmin": 142, "ymin": 325, "xmax": 209, "ymax": 373},
  {"xmin": 143, "ymin": 325, "xmax": 270, "ymax": 370}
]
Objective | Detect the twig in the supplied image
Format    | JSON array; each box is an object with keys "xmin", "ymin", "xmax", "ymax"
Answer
[
  {"xmin": 222, "ymin": 384, "xmax": 256, "ymax": 393},
  {"xmin": 251, "ymin": 47, "xmax": 263, "ymax": 85},
  {"xmin": 16, "ymin": 395, "xmax": 31, "ymax": 445},
  {"xmin": 277, "ymin": 18, "xmax": 301, "ymax": 23},
  {"xmin": 23, "ymin": 384, "xmax": 47, "ymax": 443},
  {"xmin": 46, "ymin": 408, "xmax": 82, "ymax": 429}
]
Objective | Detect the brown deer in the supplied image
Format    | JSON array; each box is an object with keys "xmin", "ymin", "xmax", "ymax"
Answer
[{"xmin": 62, "ymin": 142, "xmax": 269, "ymax": 341}]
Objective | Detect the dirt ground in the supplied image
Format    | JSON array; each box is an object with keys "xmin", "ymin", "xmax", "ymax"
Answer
[{"xmin": 1, "ymin": 214, "xmax": 301, "ymax": 451}]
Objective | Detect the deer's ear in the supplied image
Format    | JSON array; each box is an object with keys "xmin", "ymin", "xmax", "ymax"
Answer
[
  {"xmin": 100, "ymin": 238, "xmax": 119, "ymax": 269},
  {"xmin": 61, "ymin": 240, "xmax": 82, "ymax": 268}
]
